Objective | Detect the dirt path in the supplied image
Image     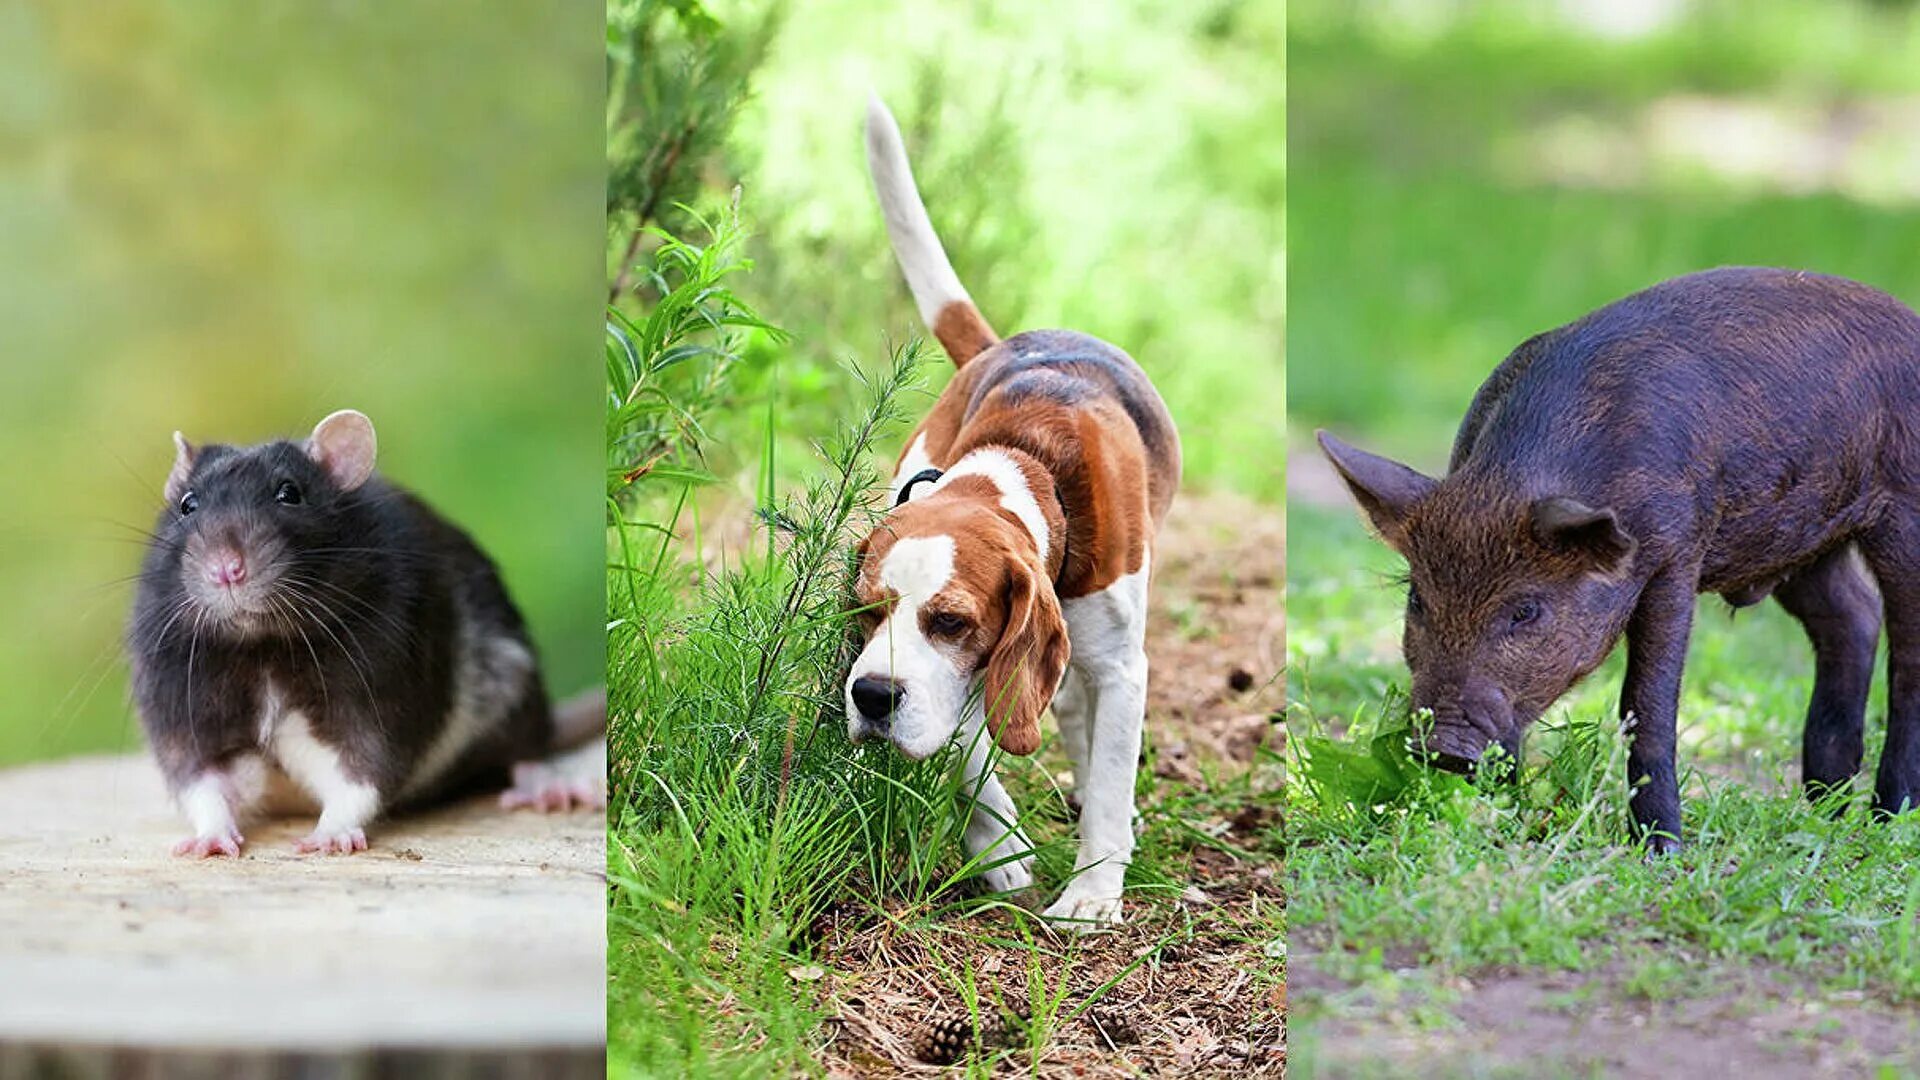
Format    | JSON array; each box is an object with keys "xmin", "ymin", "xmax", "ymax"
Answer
[
  {"xmin": 1294, "ymin": 956, "xmax": 1920, "ymax": 1078},
  {"xmin": 818, "ymin": 490, "xmax": 1288, "ymax": 1077}
]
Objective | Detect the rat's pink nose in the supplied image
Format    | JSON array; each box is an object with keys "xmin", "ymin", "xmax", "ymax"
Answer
[{"xmin": 208, "ymin": 552, "xmax": 248, "ymax": 587}]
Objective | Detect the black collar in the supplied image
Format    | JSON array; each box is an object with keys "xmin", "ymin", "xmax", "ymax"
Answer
[
  {"xmin": 895, "ymin": 468, "xmax": 944, "ymax": 506},
  {"xmin": 892, "ymin": 467, "xmax": 1070, "ymax": 586}
]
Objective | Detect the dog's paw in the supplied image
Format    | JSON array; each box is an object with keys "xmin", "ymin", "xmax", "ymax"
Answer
[
  {"xmin": 975, "ymin": 855, "xmax": 1035, "ymax": 896},
  {"xmin": 1042, "ymin": 886, "xmax": 1124, "ymax": 931},
  {"xmin": 172, "ymin": 828, "xmax": 244, "ymax": 859}
]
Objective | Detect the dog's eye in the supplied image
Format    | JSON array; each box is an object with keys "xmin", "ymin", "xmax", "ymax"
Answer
[
  {"xmin": 927, "ymin": 612, "xmax": 970, "ymax": 638},
  {"xmin": 1509, "ymin": 599, "xmax": 1542, "ymax": 629},
  {"xmin": 275, "ymin": 480, "xmax": 303, "ymax": 506},
  {"xmin": 178, "ymin": 490, "xmax": 199, "ymax": 516}
]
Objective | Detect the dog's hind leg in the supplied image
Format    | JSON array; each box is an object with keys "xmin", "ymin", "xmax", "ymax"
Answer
[{"xmin": 955, "ymin": 701, "xmax": 1035, "ymax": 895}]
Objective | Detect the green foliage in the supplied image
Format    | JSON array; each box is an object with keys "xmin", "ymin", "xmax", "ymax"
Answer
[
  {"xmin": 680, "ymin": 0, "xmax": 1287, "ymax": 502},
  {"xmin": 605, "ymin": 0, "xmax": 779, "ymax": 292},
  {"xmin": 605, "ymin": 199, "xmax": 782, "ymax": 503}
]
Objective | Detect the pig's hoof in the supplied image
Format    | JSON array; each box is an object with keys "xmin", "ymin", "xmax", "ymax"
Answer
[{"xmin": 1643, "ymin": 832, "xmax": 1683, "ymax": 858}]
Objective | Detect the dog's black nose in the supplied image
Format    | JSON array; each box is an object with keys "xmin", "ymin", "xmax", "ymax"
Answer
[{"xmin": 851, "ymin": 675, "xmax": 903, "ymax": 722}]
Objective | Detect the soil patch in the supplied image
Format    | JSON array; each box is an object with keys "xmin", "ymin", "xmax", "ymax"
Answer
[{"xmin": 1293, "ymin": 950, "xmax": 1920, "ymax": 1079}]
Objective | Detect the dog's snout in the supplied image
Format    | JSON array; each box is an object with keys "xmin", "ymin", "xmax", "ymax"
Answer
[{"xmin": 851, "ymin": 675, "xmax": 904, "ymax": 723}]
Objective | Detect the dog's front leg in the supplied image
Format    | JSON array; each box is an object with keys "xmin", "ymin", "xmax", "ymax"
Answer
[
  {"xmin": 1043, "ymin": 644, "xmax": 1145, "ymax": 930},
  {"xmin": 956, "ymin": 699, "xmax": 1036, "ymax": 894}
]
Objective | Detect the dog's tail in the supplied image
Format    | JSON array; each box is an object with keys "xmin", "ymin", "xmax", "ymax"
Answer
[{"xmin": 865, "ymin": 94, "xmax": 999, "ymax": 367}]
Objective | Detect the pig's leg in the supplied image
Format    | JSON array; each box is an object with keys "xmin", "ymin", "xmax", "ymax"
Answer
[
  {"xmin": 1861, "ymin": 512, "xmax": 1920, "ymax": 816},
  {"xmin": 1774, "ymin": 547, "xmax": 1880, "ymax": 804},
  {"xmin": 1621, "ymin": 569, "xmax": 1696, "ymax": 853}
]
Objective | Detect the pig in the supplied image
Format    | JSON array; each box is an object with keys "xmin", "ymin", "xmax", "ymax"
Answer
[{"xmin": 1318, "ymin": 266, "xmax": 1920, "ymax": 852}]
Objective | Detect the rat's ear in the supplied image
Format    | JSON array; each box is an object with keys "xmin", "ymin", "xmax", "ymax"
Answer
[
  {"xmin": 1317, "ymin": 430, "xmax": 1437, "ymax": 554},
  {"xmin": 306, "ymin": 410, "xmax": 378, "ymax": 492},
  {"xmin": 165, "ymin": 432, "xmax": 196, "ymax": 504}
]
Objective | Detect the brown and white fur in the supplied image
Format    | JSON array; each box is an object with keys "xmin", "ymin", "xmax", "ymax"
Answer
[{"xmin": 844, "ymin": 97, "xmax": 1180, "ymax": 929}]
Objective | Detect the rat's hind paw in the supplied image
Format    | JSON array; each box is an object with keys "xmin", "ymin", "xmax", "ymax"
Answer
[
  {"xmin": 501, "ymin": 738, "xmax": 606, "ymax": 812},
  {"xmin": 294, "ymin": 826, "xmax": 368, "ymax": 855},
  {"xmin": 500, "ymin": 760, "xmax": 605, "ymax": 812},
  {"xmin": 172, "ymin": 829, "xmax": 244, "ymax": 859}
]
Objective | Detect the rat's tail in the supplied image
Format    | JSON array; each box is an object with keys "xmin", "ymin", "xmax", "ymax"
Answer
[
  {"xmin": 865, "ymin": 94, "xmax": 1000, "ymax": 367},
  {"xmin": 552, "ymin": 686, "xmax": 606, "ymax": 749}
]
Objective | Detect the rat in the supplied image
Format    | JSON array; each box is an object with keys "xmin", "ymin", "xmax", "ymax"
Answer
[{"xmin": 125, "ymin": 409, "xmax": 601, "ymax": 857}]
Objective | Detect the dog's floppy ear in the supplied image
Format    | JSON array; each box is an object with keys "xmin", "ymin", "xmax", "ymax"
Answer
[{"xmin": 982, "ymin": 555, "xmax": 1068, "ymax": 756}]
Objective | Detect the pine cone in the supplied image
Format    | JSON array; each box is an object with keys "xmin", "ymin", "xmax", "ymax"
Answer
[
  {"xmin": 911, "ymin": 1001, "xmax": 1030, "ymax": 1064},
  {"xmin": 911, "ymin": 1013, "xmax": 973, "ymax": 1065}
]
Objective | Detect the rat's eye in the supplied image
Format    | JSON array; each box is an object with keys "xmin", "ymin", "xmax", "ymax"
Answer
[
  {"xmin": 178, "ymin": 490, "xmax": 199, "ymax": 516},
  {"xmin": 926, "ymin": 612, "xmax": 970, "ymax": 638},
  {"xmin": 274, "ymin": 480, "xmax": 304, "ymax": 506},
  {"xmin": 1509, "ymin": 599, "xmax": 1543, "ymax": 629}
]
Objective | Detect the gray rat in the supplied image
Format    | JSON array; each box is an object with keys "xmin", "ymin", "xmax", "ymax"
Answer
[{"xmin": 126, "ymin": 409, "xmax": 600, "ymax": 857}]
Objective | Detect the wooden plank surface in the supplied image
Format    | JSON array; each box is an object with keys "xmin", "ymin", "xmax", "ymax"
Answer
[{"xmin": 0, "ymin": 753, "xmax": 605, "ymax": 1054}]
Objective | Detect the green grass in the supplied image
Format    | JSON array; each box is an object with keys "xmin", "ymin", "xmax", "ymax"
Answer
[{"xmin": 1288, "ymin": 503, "xmax": 1920, "ymax": 1007}]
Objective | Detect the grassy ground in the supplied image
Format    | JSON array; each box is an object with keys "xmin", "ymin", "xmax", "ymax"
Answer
[
  {"xmin": 1287, "ymin": 3, "xmax": 1920, "ymax": 1074},
  {"xmin": 605, "ymin": 1, "xmax": 1285, "ymax": 1073}
]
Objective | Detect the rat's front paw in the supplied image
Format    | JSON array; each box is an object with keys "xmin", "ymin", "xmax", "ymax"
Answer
[
  {"xmin": 294, "ymin": 826, "xmax": 368, "ymax": 855},
  {"xmin": 172, "ymin": 828, "xmax": 244, "ymax": 859}
]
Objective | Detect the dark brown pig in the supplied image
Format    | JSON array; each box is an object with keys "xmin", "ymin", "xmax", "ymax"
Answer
[{"xmin": 1318, "ymin": 266, "xmax": 1920, "ymax": 852}]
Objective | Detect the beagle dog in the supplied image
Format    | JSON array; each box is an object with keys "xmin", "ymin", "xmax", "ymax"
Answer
[{"xmin": 844, "ymin": 97, "xmax": 1181, "ymax": 928}]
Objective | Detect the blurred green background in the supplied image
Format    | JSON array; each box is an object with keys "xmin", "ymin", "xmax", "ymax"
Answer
[
  {"xmin": 611, "ymin": 0, "xmax": 1285, "ymax": 507},
  {"xmin": 0, "ymin": 3, "xmax": 603, "ymax": 766},
  {"xmin": 1291, "ymin": 0, "xmax": 1920, "ymax": 465}
]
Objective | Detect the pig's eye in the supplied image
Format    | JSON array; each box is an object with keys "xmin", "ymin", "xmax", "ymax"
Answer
[{"xmin": 1509, "ymin": 600, "xmax": 1543, "ymax": 629}]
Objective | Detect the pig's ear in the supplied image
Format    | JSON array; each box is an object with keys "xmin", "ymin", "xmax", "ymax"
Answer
[
  {"xmin": 1531, "ymin": 497, "xmax": 1636, "ymax": 574},
  {"xmin": 1316, "ymin": 430, "xmax": 1437, "ymax": 552}
]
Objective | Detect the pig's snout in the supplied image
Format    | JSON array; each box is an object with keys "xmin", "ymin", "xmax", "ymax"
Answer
[
  {"xmin": 1408, "ymin": 698, "xmax": 1510, "ymax": 773},
  {"xmin": 1408, "ymin": 719, "xmax": 1487, "ymax": 772}
]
